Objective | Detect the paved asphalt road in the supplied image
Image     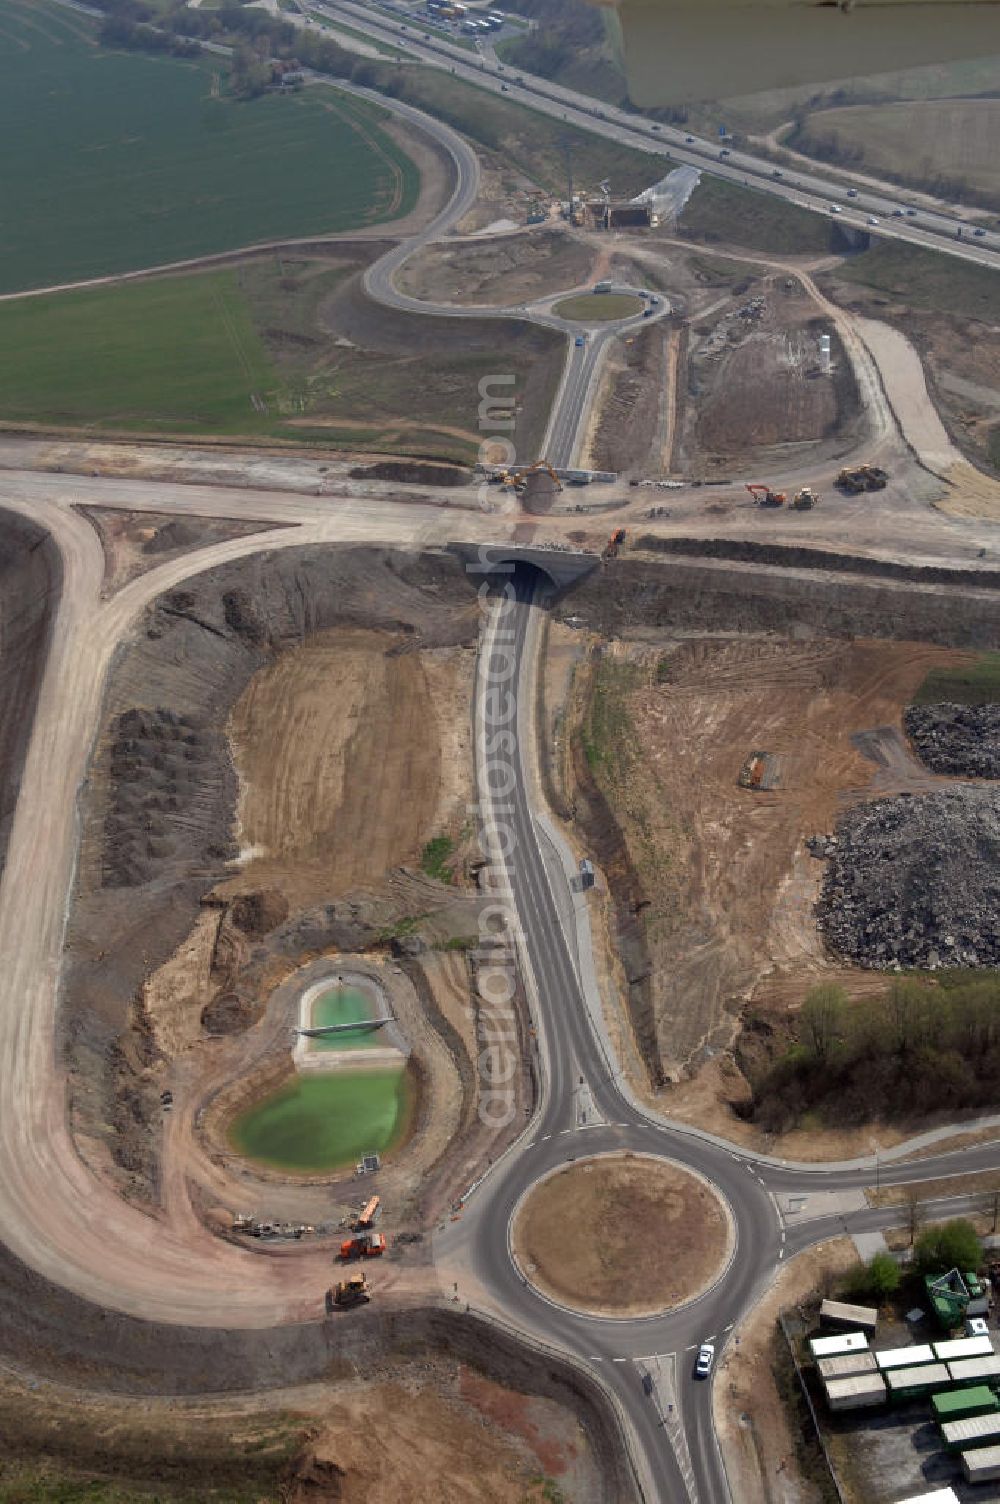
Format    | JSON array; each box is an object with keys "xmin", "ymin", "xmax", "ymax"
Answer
[
  {"xmin": 439, "ymin": 563, "xmax": 1000, "ymax": 1502},
  {"xmin": 315, "ymin": 0, "xmax": 1000, "ymax": 272}
]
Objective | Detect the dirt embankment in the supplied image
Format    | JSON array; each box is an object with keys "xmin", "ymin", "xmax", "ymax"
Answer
[
  {"xmin": 552, "ymin": 553, "xmax": 994, "ymax": 1110},
  {"xmin": 564, "ymin": 553, "xmax": 1000, "ymax": 648},
  {"xmin": 63, "ymin": 546, "xmax": 482, "ymax": 1202},
  {"xmin": 588, "ymin": 319, "xmax": 676, "ymax": 476},
  {"xmin": 0, "ymin": 511, "xmax": 61, "ymax": 882},
  {"xmin": 0, "ymin": 1231, "xmax": 625, "ymax": 1501}
]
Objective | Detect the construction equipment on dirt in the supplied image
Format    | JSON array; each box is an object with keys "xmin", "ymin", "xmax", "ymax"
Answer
[
  {"xmin": 327, "ymin": 1273, "xmax": 372, "ymax": 1311},
  {"xmin": 836, "ymin": 464, "xmax": 888, "ymax": 494},
  {"xmin": 498, "ymin": 460, "xmax": 563, "ymax": 493},
  {"xmin": 738, "ymin": 750, "xmax": 780, "ymax": 790},
  {"xmin": 339, "ymin": 1230, "xmax": 387, "ymax": 1261},
  {"xmin": 355, "ymin": 1195, "xmax": 381, "ymax": 1230},
  {"xmin": 791, "ymin": 487, "xmax": 818, "ymax": 510},
  {"xmin": 603, "ymin": 527, "xmax": 628, "ymax": 559},
  {"xmin": 746, "ymin": 483, "xmax": 786, "ymax": 508}
]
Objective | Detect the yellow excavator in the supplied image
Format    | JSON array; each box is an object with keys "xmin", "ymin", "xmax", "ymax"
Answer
[{"xmin": 498, "ymin": 460, "xmax": 563, "ymax": 493}]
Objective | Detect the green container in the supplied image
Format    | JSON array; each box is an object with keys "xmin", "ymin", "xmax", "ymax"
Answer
[{"xmin": 934, "ymin": 1386, "xmax": 999, "ymax": 1423}]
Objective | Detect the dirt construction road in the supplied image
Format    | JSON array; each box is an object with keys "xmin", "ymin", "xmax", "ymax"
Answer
[
  {"xmin": 0, "ymin": 483, "xmax": 511, "ymax": 1325},
  {"xmin": 0, "ymin": 440, "xmax": 999, "ymax": 1331}
]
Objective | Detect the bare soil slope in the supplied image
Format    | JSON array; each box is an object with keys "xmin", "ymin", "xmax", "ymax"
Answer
[
  {"xmin": 566, "ymin": 636, "xmax": 961, "ymax": 1083},
  {"xmin": 225, "ymin": 630, "xmax": 469, "ymax": 910}
]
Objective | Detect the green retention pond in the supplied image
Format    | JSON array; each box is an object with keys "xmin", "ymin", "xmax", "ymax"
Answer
[
  {"xmin": 308, "ymin": 983, "xmax": 380, "ymax": 1052},
  {"xmin": 230, "ymin": 1069, "xmax": 411, "ymax": 1173}
]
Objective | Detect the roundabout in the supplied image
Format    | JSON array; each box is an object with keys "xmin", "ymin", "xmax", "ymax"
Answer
[
  {"xmin": 552, "ymin": 291, "xmax": 645, "ymax": 323},
  {"xmin": 511, "ymin": 1152, "xmax": 732, "ymax": 1319}
]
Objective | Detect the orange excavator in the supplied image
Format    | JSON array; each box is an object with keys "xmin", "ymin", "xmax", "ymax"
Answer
[
  {"xmin": 603, "ymin": 527, "xmax": 628, "ymax": 559},
  {"xmin": 746, "ymin": 483, "xmax": 786, "ymax": 508}
]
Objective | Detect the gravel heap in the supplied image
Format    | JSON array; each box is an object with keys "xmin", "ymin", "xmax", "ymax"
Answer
[
  {"xmin": 818, "ymin": 787, "xmax": 1000, "ymax": 969},
  {"xmin": 904, "ymin": 702, "xmax": 1000, "ymax": 778}
]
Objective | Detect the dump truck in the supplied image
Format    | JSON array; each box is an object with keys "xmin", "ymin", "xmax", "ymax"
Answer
[
  {"xmin": 792, "ymin": 487, "xmax": 818, "ymax": 510},
  {"xmin": 327, "ymin": 1273, "xmax": 372, "ymax": 1311},
  {"xmin": 603, "ymin": 527, "xmax": 628, "ymax": 559},
  {"xmin": 746, "ymin": 483, "xmax": 786, "ymax": 508},
  {"xmin": 339, "ymin": 1230, "xmax": 387, "ymax": 1261},
  {"xmin": 836, "ymin": 464, "xmax": 888, "ymax": 494}
]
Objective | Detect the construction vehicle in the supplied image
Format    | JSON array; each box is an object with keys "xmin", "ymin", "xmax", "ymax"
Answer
[
  {"xmin": 355, "ymin": 1195, "xmax": 381, "ymax": 1230},
  {"xmin": 836, "ymin": 464, "xmax": 888, "ymax": 494},
  {"xmin": 746, "ymin": 483, "xmax": 786, "ymax": 508},
  {"xmin": 499, "ymin": 460, "xmax": 563, "ymax": 493},
  {"xmin": 327, "ymin": 1273, "xmax": 372, "ymax": 1311},
  {"xmin": 603, "ymin": 527, "xmax": 627, "ymax": 559},
  {"xmin": 791, "ymin": 487, "xmax": 818, "ymax": 510},
  {"xmin": 339, "ymin": 1230, "xmax": 386, "ymax": 1261}
]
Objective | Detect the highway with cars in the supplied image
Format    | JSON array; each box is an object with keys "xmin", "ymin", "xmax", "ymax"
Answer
[{"xmin": 311, "ymin": 0, "xmax": 1000, "ymax": 270}]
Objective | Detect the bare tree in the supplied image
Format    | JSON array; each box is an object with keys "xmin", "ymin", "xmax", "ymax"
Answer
[{"xmin": 800, "ymin": 984, "xmax": 846, "ymax": 1066}]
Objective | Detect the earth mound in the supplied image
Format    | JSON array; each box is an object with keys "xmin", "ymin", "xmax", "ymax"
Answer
[
  {"xmin": 904, "ymin": 702, "xmax": 1000, "ymax": 779},
  {"xmin": 819, "ymin": 787, "xmax": 1000, "ymax": 969}
]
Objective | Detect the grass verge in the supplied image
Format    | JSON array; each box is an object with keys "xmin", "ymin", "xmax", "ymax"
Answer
[
  {"xmin": 553, "ymin": 293, "xmax": 643, "ymax": 321},
  {"xmin": 913, "ymin": 651, "xmax": 1000, "ymax": 705},
  {"xmin": 830, "ymin": 240, "xmax": 1000, "ymax": 324},
  {"xmin": 369, "ymin": 63, "xmax": 663, "ymax": 197},
  {"xmin": 678, "ymin": 176, "xmax": 832, "ymax": 255}
]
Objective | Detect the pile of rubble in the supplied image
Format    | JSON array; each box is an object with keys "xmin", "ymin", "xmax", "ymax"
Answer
[
  {"xmin": 817, "ymin": 787, "xmax": 1000, "ymax": 969},
  {"xmin": 904, "ymin": 703, "xmax": 1000, "ymax": 779}
]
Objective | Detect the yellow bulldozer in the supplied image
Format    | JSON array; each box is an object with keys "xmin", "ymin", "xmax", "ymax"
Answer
[
  {"xmin": 326, "ymin": 1273, "xmax": 372, "ymax": 1312},
  {"xmin": 791, "ymin": 487, "xmax": 818, "ymax": 510}
]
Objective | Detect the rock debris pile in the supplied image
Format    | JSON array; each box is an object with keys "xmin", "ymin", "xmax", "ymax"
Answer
[
  {"xmin": 818, "ymin": 787, "xmax": 1000, "ymax": 969},
  {"xmin": 904, "ymin": 702, "xmax": 1000, "ymax": 779}
]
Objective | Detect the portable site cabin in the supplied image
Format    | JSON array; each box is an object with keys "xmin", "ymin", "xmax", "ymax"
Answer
[
  {"xmin": 823, "ymin": 1373, "xmax": 886, "ymax": 1411},
  {"xmin": 932, "ymin": 1386, "xmax": 999, "ymax": 1424},
  {"xmin": 892, "ymin": 1490, "xmax": 959, "ymax": 1504},
  {"xmin": 933, "ymin": 1334, "xmax": 994, "ymax": 1363},
  {"xmin": 875, "ymin": 1345, "xmax": 936, "ymax": 1371},
  {"xmin": 884, "ymin": 1363, "xmax": 951, "ymax": 1400},
  {"xmin": 820, "ymin": 1299, "xmax": 878, "ymax": 1333},
  {"xmin": 962, "ymin": 1445, "xmax": 1000, "ymax": 1483},
  {"xmin": 817, "ymin": 1351, "xmax": 878, "ymax": 1382},
  {"xmin": 948, "ymin": 1354, "xmax": 1000, "ymax": 1384},
  {"xmin": 810, "ymin": 1331, "xmax": 869, "ymax": 1360},
  {"xmin": 941, "ymin": 1411, "xmax": 1000, "ymax": 1452}
]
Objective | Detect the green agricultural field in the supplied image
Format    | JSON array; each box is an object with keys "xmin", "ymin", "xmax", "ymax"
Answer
[
  {"xmin": 0, "ymin": 274, "xmax": 277, "ymax": 435},
  {"xmin": 0, "ymin": 0, "xmax": 418, "ymax": 292},
  {"xmin": 0, "ymin": 259, "xmax": 564, "ymax": 461},
  {"xmin": 789, "ymin": 99, "xmax": 1000, "ymax": 207}
]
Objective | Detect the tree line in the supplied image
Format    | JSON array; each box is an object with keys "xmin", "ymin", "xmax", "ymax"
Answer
[{"xmin": 742, "ymin": 975, "xmax": 1000, "ymax": 1131}]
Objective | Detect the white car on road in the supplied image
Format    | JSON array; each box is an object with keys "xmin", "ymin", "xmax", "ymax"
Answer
[{"xmin": 694, "ymin": 1343, "xmax": 715, "ymax": 1378}]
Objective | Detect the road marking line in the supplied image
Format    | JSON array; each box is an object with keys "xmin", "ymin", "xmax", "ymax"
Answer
[
  {"xmin": 685, "ymin": 1343, "xmax": 698, "ymax": 1351},
  {"xmin": 540, "ymin": 1134, "xmax": 551, "ymax": 1141},
  {"xmin": 778, "ymin": 1248, "xmax": 785, "ymax": 1260},
  {"xmin": 612, "ymin": 1356, "xmax": 627, "ymax": 1363}
]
